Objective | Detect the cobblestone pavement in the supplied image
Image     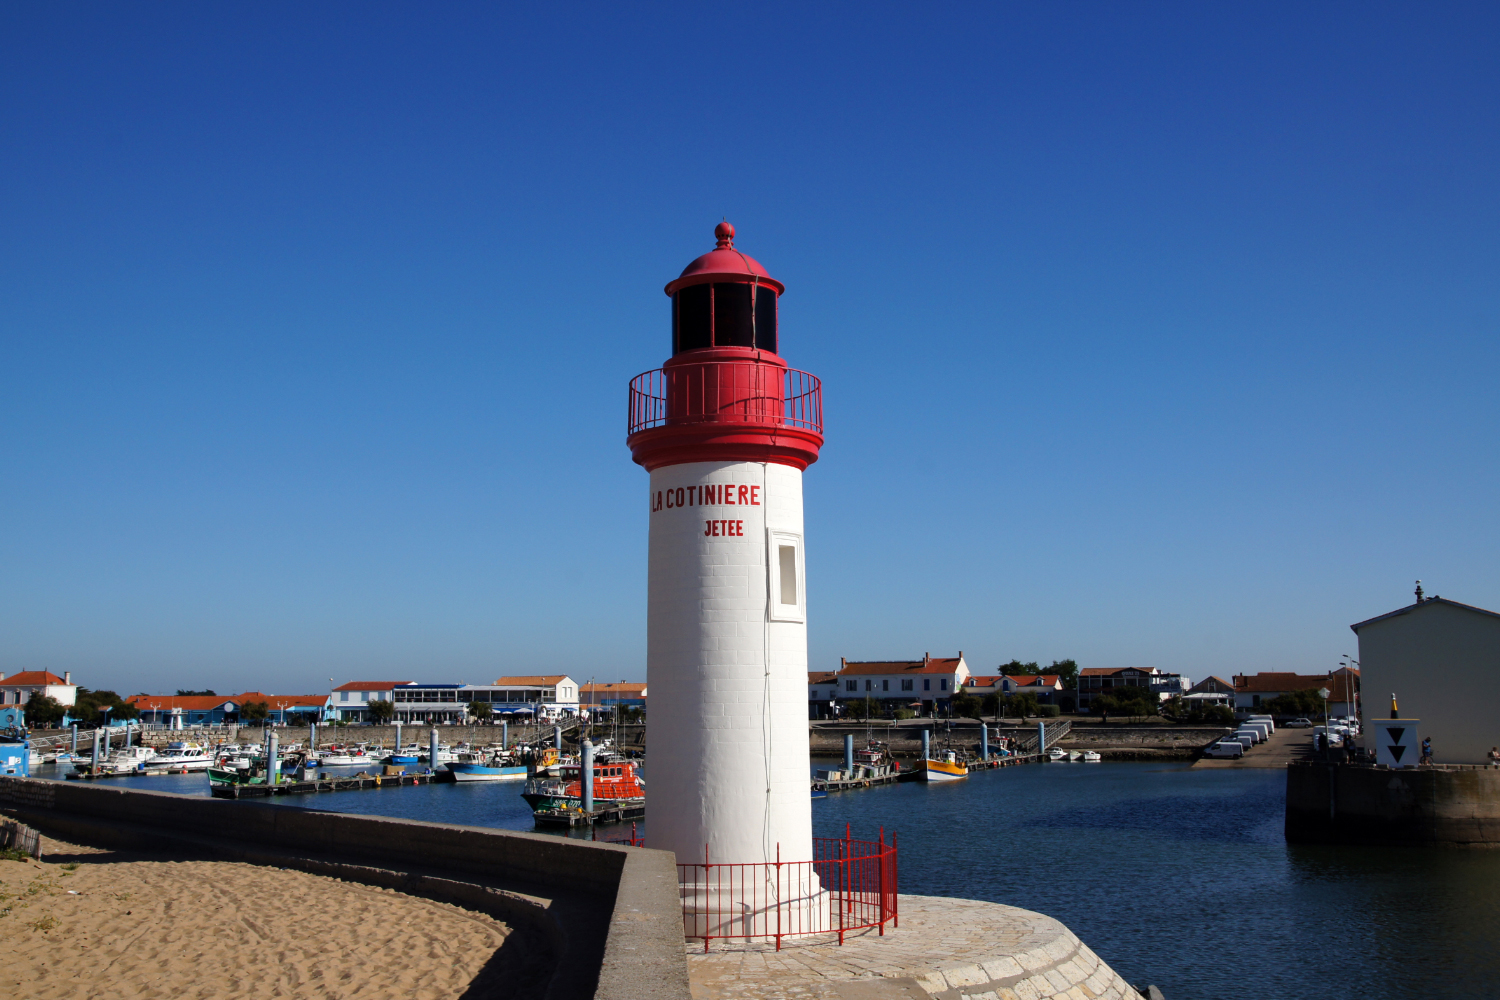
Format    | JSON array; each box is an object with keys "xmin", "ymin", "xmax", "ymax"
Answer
[{"xmin": 685, "ymin": 894, "xmax": 1143, "ymax": 1000}]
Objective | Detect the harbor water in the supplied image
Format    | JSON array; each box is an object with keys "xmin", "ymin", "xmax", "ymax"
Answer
[{"xmin": 31, "ymin": 759, "xmax": 1500, "ymax": 999}]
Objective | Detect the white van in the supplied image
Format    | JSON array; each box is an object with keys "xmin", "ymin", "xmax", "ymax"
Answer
[
  {"xmin": 1246, "ymin": 715, "xmax": 1276, "ymax": 733},
  {"xmin": 1202, "ymin": 741, "xmax": 1244, "ymax": 759},
  {"xmin": 1243, "ymin": 721, "xmax": 1272, "ymax": 742},
  {"xmin": 1229, "ymin": 732, "xmax": 1256, "ymax": 748}
]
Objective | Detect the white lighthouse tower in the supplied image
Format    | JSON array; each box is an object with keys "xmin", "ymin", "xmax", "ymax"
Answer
[{"xmin": 627, "ymin": 223, "xmax": 825, "ymax": 927}]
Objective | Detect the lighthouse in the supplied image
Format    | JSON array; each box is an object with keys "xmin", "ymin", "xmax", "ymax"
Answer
[{"xmin": 627, "ymin": 223, "xmax": 825, "ymax": 926}]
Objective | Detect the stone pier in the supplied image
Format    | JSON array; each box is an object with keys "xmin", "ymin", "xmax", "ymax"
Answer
[{"xmin": 687, "ymin": 894, "xmax": 1142, "ymax": 1000}]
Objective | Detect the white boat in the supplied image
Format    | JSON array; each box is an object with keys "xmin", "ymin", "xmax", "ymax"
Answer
[
  {"xmin": 145, "ymin": 742, "xmax": 216, "ymax": 771},
  {"xmin": 1069, "ymin": 750, "xmax": 1083, "ymax": 762},
  {"xmin": 1081, "ymin": 751, "xmax": 1102, "ymax": 762},
  {"xmin": 1047, "ymin": 747, "xmax": 1068, "ymax": 761},
  {"xmin": 78, "ymin": 746, "xmax": 157, "ymax": 774}
]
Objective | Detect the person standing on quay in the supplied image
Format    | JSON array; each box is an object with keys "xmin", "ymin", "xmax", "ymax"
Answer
[{"xmin": 1421, "ymin": 737, "xmax": 1434, "ymax": 765}]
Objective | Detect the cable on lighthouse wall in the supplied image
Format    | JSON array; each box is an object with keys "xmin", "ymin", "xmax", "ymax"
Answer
[{"xmin": 760, "ymin": 459, "xmax": 774, "ymax": 864}]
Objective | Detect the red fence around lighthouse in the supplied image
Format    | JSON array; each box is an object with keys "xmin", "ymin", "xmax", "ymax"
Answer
[
  {"xmin": 628, "ymin": 362, "xmax": 823, "ymax": 436},
  {"xmin": 676, "ymin": 827, "xmax": 898, "ymax": 952}
]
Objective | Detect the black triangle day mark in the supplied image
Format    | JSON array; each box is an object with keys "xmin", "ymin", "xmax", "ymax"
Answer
[
  {"xmin": 1390, "ymin": 745, "xmax": 1407, "ymax": 762},
  {"xmin": 1387, "ymin": 728, "xmax": 1405, "ymax": 744}
]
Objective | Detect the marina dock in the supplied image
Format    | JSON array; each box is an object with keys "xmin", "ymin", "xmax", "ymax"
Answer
[
  {"xmin": 532, "ymin": 803, "xmax": 646, "ymax": 828},
  {"xmin": 813, "ymin": 752, "xmax": 1047, "ymax": 792}
]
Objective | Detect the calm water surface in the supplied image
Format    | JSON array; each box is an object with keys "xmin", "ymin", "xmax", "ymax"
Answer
[{"xmin": 36, "ymin": 759, "xmax": 1500, "ymax": 999}]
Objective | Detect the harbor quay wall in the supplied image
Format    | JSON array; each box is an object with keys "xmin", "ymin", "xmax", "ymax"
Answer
[
  {"xmin": 808, "ymin": 722, "xmax": 1231, "ymax": 760},
  {"xmin": 0, "ymin": 777, "xmax": 689, "ymax": 1000},
  {"xmin": 1285, "ymin": 761, "xmax": 1500, "ymax": 846}
]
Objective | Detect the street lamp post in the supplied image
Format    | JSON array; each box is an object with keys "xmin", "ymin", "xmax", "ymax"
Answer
[{"xmin": 1318, "ymin": 686, "xmax": 1332, "ymax": 761}]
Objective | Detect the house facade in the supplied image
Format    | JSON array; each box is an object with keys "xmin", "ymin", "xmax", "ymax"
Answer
[
  {"xmin": 997, "ymin": 674, "xmax": 1065, "ymax": 705},
  {"xmin": 331, "ymin": 681, "xmax": 414, "ymax": 723},
  {"xmin": 1230, "ymin": 672, "xmax": 1357, "ymax": 716},
  {"xmin": 835, "ymin": 654, "xmax": 970, "ymax": 715},
  {"xmin": 1182, "ymin": 675, "xmax": 1236, "ymax": 710},
  {"xmin": 127, "ymin": 692, "xmax": 334, "ymax": 727},
  {"xmin": 0, "ymin": 671, "xmax": 79, "ymax": 729},
  {"xmin": 807, "ymin": 671, "xmax": 839, "ymax": 718},
  {"xmin": 1353, "ymin": 593, "xmax": 1498, "ymax": 763}
]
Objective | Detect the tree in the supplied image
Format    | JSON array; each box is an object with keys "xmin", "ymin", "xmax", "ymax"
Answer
[
  {"xmin": 72, "ymin": 688, "xmax": 139, "ymax": 724},
  {"xmin": 24, "ymin": 694, "xmax": 67, "ymax": 728},
  {"xmin": 176, "ymin": 689, "xmax": 217, "ymax": 697},
  {"xmin": 366, "ymin": 699, "xmax": 395, "ymax": 725},
  {"xmin": 847, "ymin": 696, "xmax": 882, "ymax": 720},
  {"xmin": 241, "ymin": 701, "xmax": 269, "ymax": 723},
  {"xmin": 1092, "ymin": 685, "xmax": 1157, "ymax": 721},
  {"xmin": 950, "ymin": 690, "xmax": 983, "ymax": 720},
  {"xmin": 1048, "ymin": 659, "xmax": 1080, "ymax": 688},
  {"xmin": 998, "ymin": 659, "xmax": 1040, "ymax": 675},
  {"xmin": 467, "ymin": 701, "xmax": 492, "ymax": 724},
  {"xmin": 999, "ymin": 693, "xmax": 1040, "ymax": 719},
  {"xmin": 1265, "ymin": 688, "xmax": 1328, "ymax": 717}
]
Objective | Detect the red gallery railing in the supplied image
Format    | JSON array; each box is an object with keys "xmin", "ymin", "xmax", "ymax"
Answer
[
  {"xmin": 677, "ymin": 826, "xmax": 897, "ymax": 951},
  {"xmin": 628, "ymin": 362, "xmax": 823, "ymax": 436}
]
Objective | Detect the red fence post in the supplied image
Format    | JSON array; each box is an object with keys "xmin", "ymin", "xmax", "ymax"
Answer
[{"xmin": 877, "ymin": 827, "xmax": 886, "ymax": 936}]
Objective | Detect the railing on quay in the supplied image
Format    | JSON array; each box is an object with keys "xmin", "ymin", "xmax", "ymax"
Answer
[
  {"xmin": 628, "ymin": 362, "xmax": 822, "ymax": 436},
  {"xmin": 677, "ymin": 825, "xmax": 897, "ymax": 952}
]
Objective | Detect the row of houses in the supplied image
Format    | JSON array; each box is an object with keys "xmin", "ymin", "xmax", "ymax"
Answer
[
  {"xmin": 806, "ymin": 656, "xmax": 1362, "ymax": 719},
  {"xmin": 0, "ymin": 672, "xmax": 648, "ymax": 729}
]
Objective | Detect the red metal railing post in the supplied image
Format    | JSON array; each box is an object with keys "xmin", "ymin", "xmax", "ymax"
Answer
[
  {"xmin": 892, "ymin": 831, "xmax": 899, "ymax": 929},
  {"xmin": 877, "ymin": 827, "xmax": 886, "ymax": 935},
  {"xmin": 775, "ymin": 842, "xmax": 782, "ymax": 951}
]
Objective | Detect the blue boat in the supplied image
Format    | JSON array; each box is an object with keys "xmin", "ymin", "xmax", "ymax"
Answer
[{"xmin": 446, "ymin": 760, "xmax": 528, "ymax": 782}]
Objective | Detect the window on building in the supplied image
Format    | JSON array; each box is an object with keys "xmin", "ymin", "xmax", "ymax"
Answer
[
  {"xmin": 768, "ymin": 530, "xmax": 805, "ymax": 623},
  {"xmin": 882, "ymin": 679, "xmax": 889, "ymax": 691},
  {"xmin": 940, "ymin": 680, "xmax": 948, "ymax": 691},
  {"xmin": 923, "ymin": 679, "xmax": 930, "ymax": 691},
  {"xmin": 846, "ymin": 680, "xmax": 857, "ymax": 692},
  {"xmin": 902, "ymin": 679, "xmax": 913, "ymax": 691},
  {"xmin": 340, "ymin": 691, "xmax": 348, "ymax": 702},
  {"xmin": 865, "ymin": 680, "xmax": 872, "ymax": 692}
]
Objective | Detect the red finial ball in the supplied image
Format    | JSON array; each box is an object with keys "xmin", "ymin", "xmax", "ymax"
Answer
[{"xmin": 714, "ymin": 221, "xmax": 735, "ymax": 247}]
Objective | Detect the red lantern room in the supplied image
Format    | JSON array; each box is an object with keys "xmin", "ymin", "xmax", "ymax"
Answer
[{"xmin": 627, "ymin": 223, "xmax": 824, "ymax": 471}]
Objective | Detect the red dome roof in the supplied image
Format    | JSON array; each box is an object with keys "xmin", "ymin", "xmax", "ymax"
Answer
[{"xmin": 663, "ymin": 222, "xmax": 785, "ymax": 297}]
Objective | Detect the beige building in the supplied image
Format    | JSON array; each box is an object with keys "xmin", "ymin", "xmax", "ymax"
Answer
[{"xmin": 1352, "ymin": 592, "xmax": 1500, "ymax": 765}]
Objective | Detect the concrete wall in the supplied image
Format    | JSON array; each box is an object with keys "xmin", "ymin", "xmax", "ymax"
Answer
[
  {"xmin": 0, "ymin": 777, "xmax": 690, "ymax": 1000},
  {"xmin": 648, "ymin": 461, "xmax": 812, "ymax": 870},
  {"xmin": 1285, "ymin": 762, "xmax": 1500, "ymax": 845},
  {"xmin": 1357, "ymin": 601, "xmax": 1500, "ymax": 764}
]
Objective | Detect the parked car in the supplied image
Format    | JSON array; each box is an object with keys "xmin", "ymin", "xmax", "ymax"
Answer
[
  {"xmin": 1202, "ymin": 741, "xmax": 1245, "ymax": 759},
  {"xmin": 1284, "ymin": 718, "xmax": 1313, "ymax": 728}
]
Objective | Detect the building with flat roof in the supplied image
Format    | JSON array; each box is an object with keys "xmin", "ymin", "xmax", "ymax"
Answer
[{"xmin": 330, "ymin": 681, "xmax": 414, "ymax": 723}]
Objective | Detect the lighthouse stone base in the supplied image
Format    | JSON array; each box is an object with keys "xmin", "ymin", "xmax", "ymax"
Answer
[{"xmin": 685, "ymin": 894, "xmax": 1143, "ymax": 1000}]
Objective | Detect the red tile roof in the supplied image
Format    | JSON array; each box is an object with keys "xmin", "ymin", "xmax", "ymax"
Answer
[
  {"xmin": 808, "ymin": 672, "xmax": 838, "ymax": 684},
  {"xmin": 233, "ymin": 692, "xmax": 330, "ymax": 708},
  {"xmin": 838, "ymin": 657, "xmax": 963, "ymax": 676},
  {"xmin": 1232, "ymin": 673, "xmax": 1335, "ymax": 694},
  {"xmin": 965, "ymin": 676, "xmax": 1003, "ymax": 688},
  {"xmin": 333, "ymin": 681, "xmax": 413, "ymax": 692},
  {"xmin": 0, "ymin": 671, "xmax": 71, "ymax": 687},
  {"xmin": 127, "ymin": 694, "xmax": 237, "ymax": 711},
  {"xmin": 1005, "ymin": 675, "xmax": 1062, "ymax": 687}
]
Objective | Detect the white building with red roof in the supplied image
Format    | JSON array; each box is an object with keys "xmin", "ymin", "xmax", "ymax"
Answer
[{"xmin": 834, "ymin": 653, "xmax": 970, "ymax": 715}]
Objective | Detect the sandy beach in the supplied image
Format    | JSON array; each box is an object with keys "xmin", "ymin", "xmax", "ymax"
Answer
[{"xmin": 0, "ymin": 835, "xmax": 540, "ymax": 999}]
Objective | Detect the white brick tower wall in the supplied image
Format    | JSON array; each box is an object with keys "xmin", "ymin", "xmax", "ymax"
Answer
[{"xmin": 647, "ymin": 459, "xmax": 813, "ymax": 868}]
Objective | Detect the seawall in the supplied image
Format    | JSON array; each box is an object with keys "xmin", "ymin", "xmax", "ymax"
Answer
[
  {"xmin": 1285, "ymin": 762, "xmax": 1500, "ymax": 846},
  {"xmin": 0, "ymin": 777, "xmax": 689, "ymax": 1000}
]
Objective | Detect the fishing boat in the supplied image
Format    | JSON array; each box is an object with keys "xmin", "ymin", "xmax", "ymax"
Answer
[
  {"xmin": 446, "ymin": 748, "xmax": 527, "ymax": 782},
  {"xmin": 921, "ymin": 750, "xmax": 968, "ymax": 781},
  {"xmin": 1081, "ymin": 751, "xmax": 1102, "ymax": 762},
  {"xmin": 521, "ymin": 759, "xmax": 645, "ymax": 813},
  {"xmin": 1047, "ymin": 746, "xmax": 1068, "ymax": 761},
  {"xmin": 75, "ymin": 746, "xmax": 156, "ymax": 775}
]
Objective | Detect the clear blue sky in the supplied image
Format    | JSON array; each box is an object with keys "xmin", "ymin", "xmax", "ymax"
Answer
[{"xmin": 3, "ymin": 3, "xmax": 1496, "ymax": 696}]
